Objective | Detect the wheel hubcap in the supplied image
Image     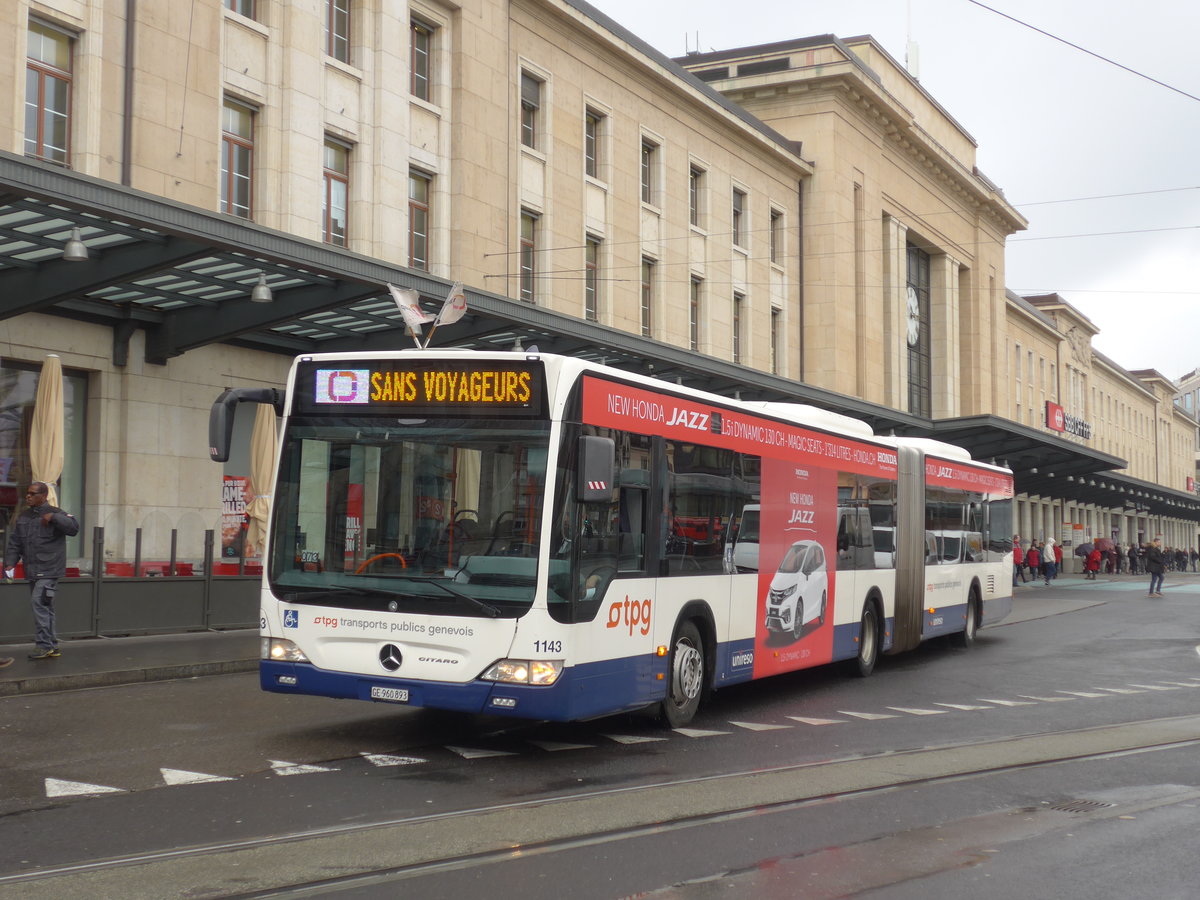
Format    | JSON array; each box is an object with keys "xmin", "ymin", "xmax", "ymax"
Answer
[{"xmin": 672, "ymin": 640, "xmax": 703, "ymax": 705}]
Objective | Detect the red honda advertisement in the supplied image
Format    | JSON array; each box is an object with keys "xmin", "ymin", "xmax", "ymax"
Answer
[{"xmin": 755, "ymin": 458, "xmax": 836, "ymax": 676}]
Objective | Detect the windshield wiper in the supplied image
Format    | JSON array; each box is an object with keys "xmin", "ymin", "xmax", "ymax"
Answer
[
  {"xmin": 279, "ymin": 586, "xmax": 372, "ymax": 602},
  {"xmin": 424, "ymin": 580, "xmax": 502, "ymax": 618}
]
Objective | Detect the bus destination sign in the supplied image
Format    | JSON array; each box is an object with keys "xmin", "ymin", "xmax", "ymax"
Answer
[{"xmin": 299, "ymin": 359, "xmax": 544, "ymax": 416}]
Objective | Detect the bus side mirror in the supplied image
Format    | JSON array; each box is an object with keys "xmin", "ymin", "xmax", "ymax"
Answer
[
  {"xmin": 209, "ymin": 387, "xmax": 283, "ymax": 462},
  {"xmin": 578, "ymin": 436, "xmax": 615, "ymax": 503}
]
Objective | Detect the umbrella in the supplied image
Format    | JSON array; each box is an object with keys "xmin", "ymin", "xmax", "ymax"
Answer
[
  {"xmin": 243, "ymin": 403, "xmax": 277, "ymax": 558},
  {"xmin": 1075, "ymin": 542, "xmax": 1094, "ymax": 557},
  {"xmin": 29, "ymin": 354, "xmax": 64, "ymax": 507},
  {"xmin": 1094, "ymin": 537, "xmax": 1115, "ymax": 552}
]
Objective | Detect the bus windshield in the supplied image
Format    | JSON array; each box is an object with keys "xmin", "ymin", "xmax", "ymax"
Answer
[{"xmin": 268, "ymin": 416, "xmax": 550, "ymax": 618}]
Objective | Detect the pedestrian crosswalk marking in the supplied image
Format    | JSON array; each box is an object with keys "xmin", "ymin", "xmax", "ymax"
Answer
[
  {"xmin": 360, "ymin": 753, "xmax": 428, "ymax": 767},
  {"xmin": 1018, "ymin": 695, "xmax": 1072, "ymax": 702},
  {"xmin": 1056, "ymin": 690, "xmax": 1108, "ymax": 698},
  {"xmin": 1126, "ymin": 683, "xmax": 1179, "ymax": 691},
  {"xmin": 787, "ymin": 716, "xmax": 846, "ymax": 725},
  {"xmin": 602, "ymin": 733, "xmax": 668, "ymax": 744},
  {"xmin": 887, "ymin": 706, "xmax": 947, "ymax": 716},
  {"xmin": 673, "ymin": 727, "xmax": 730, "ymax": 738},
  {"xmin": 935, "ymin": 702, "xmax": 994, "ymax": 710},
  {"xmin": 445, "ymin": 745, "xmax": 518, "ymax": 759},
  {"xmin": 528, "ymin": 740, "xmax": 596, "ymax": 751},
  {"xmin": 1095, "ymin": 687, "xmax": 1146, "ymax": 694},
  {"xmin": 977, "ymin": 698, "xmax": 1035, "ymax": 707},
  {"xmin": 45, "ymin": 777, "xmax": 125, "ymax": 798},
  {"xmin": 269, "ymin": 759, "xmax": 339, "ymax": 776},
  {"xmin": 839, "ymin": 710, "xmax": 897, "ymax": 720},
  {"xmin": 160, "ymin": 768, "xmax": 236, "ymax": 785},
  {"xmin": 729, "ymin": 720, "xmax": 792, "ymax": 731}
]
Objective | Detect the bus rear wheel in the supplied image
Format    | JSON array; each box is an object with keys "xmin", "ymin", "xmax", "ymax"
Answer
[
  {"xmin": 849, "ymin": 601, "xmax": 879, "ymax": 678},
  {"xmin": 661, "ymin": 620, "xmax": 705, "ymax": 727}
]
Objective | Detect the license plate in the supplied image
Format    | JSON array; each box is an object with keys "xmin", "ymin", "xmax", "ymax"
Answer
[{"xmin": 370, "ymin": 686, "xmax": 410, "ymax": 703}]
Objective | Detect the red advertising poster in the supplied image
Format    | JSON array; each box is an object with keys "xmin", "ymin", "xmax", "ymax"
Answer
[
  {"xmin": 754, "ymin": 458, "xmax": 837, "ymax": 676},
  {"xmin": 344, "ymin": 484, "xmax": 364, "ymax": 569},
  {"xmin": 220, "ymin": 476, "xmax": 250, "ymax": 558}
]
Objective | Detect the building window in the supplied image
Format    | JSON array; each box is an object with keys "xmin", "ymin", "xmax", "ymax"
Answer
[
  {"xmin": 770, "ymin": 307, "xmax": 780, "ymax": 374},
  {"xmin": 520, "ymin": 73, "xmax": 541, "ymax": 150},
  {"xmin": 640, "ymin": 258, "xmax": 654, "ymax": 337},
  {"xmin": 326, "ymin": 0, "xmax": 350, "ymax": 63},
  {"xmin": 585, "ymin": 110, "xmax": 603, "ymax": 178},
  {"xmin": 733, "ymin": 292, "xmax": 744, "ymax": 364},
  {"xmin": 732, "ymin": 189, "xmax": 746, "ymax": 247},
  {"xmin": 25, "ymin": 21, "xmax": 72, "ymax": 165},
  {"xmin": 769, "ymin": 209, "xmax": 783, "ymax": 263},
  {"xmin": 689, "ymin": 166, "xmax": 704, "ymax": 227},
  {"xmin": 322, "ymin": 138, "xmax": 349, "ymax": 246},
  {"xmin": 640, "ymin": 140, "xmax": 657, "ymax": 205},
  {"xmin": 408, "ymin": 170, "xmax": 431, "ymax": 271},
  {"xmin": 0, "ymin": 360, "xmax": 88, "ymax": 560},
  {"xmin": 689, "ymin": 277, "xmax": 702, "ymax": 351},
  {"xmin": 220, "ymin": 100, "xmax": 254, "ymax": 219},
  {"xmin": 520, "ymin": 211, "xmax": 537, "ymax": 302},
  {"xmin": 584, "ymin": 237, "xmax": 600, "ymax": 321},
  {"xmin": 906, "ymin": 244, "xmax": 931, "ymax": 418},
  {"xmin": 411, "ymin": 20, "xmax": 431, "ymax": 101},
  {"xmin": 224, "ymin": 0, "xmax": 255, "ymax": 17}
]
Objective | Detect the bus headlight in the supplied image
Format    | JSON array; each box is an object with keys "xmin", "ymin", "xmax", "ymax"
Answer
[
  {"xmin": 262, "ymin": 637, "xmax": 310, "ymax": 663},
  {"xmin": 481, "ymin": 659, "xmax": 563, "ymax": 685}
]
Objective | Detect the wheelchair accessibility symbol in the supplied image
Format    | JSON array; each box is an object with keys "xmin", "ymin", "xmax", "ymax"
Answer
[{"xmin": 284, "ymin": 609, "xmax": 299, "ymax": 628}]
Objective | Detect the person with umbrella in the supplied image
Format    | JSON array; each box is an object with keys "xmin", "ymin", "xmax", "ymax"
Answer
[{"xmin": 3, "ymin": 482, "xmax": 79, "ymax": 659}]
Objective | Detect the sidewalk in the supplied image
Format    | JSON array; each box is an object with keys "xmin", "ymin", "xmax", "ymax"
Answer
[
  {"xmin": 0, "ymin": 630, "xmax": 259, "ymax": 697},
  {"xmin": 0, "ymin": 570, "xmax": 1193, "ymax": 697}
]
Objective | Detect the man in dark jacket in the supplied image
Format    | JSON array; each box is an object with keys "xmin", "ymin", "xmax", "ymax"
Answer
[
  {"xmin": 3, "ymin": 482, "xmax": 79, "ymax": 659},
  {"xmin": 1144, "ymin": 540, "xmax": 1165, "ymax": 598}
]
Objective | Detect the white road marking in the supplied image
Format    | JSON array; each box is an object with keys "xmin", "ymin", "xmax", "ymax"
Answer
[
  {"xmin": 360, "ymin": 753, "xmax": 427, "ymax": 767},
  {"xmin": 1094, "ymin": 687, "xmax": 1146, "ymax": 694},
  {"xmin": 269, "ymin": 759, "xmax": 339, "ymax": 776},
  {"xmin": 1018, "ymin": 695, "xmax": 1072, "ymax": 702},
  {"xmin": 601, "ymin": 733, "xmax": 669, "ymax": 744},
  {"xmin": 528, "ymin": 740, "xmax": 596, "ymax": 751},
  {"xmin": 1126, "ymin": 683, "xmax": 1180, "ymax": 691},
  {"xmin": 787, "ymin": 716, "xmax": 847, "ymax": 725},
  {"xmin": 935, "ymin": 702, "xmax": 994, "ymax": 710},
  {"xmin": 729, "ymin": 721, "xmax": 792, "ymax": 731},
  {"xmin": 1056, "ymin": 690, "xmax": 1108, "ymax": 698},
  {"xmin": 160, "ymin": 768, "xmax": 235, "ymax": 785},
  {"xmin": 838, "ymin": 711, "xmax": 897, "ymax": 720},
  {"xmin": 886, "ymin": 706, "xmax": 947, "ymax": 716},
  {"xmin": 976, "ymin": 698, "xmax": 1036, "ymax": 707},
  {"xmin": 45, "ymin": 778, "xmax": 125, "ymax": 798},
  {"xmin": 672, "ymin": 727, "xmax": 730, "ymax": 738},
  {"xmin": 445, "ymin": 745, "xmax": 518, "ymax": 759}
]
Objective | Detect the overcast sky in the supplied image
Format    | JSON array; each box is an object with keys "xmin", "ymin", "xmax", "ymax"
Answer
[{"xmin": 586, "ymin": 0, "xmax": 1200, "ymax": 382}]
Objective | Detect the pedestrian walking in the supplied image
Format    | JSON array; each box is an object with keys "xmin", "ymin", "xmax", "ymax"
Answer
[
  {"xmin": 1085, "ymin": 547, "xmax": 1101, "ymax": 579},
  {"xmin": 1127, "ymin": 542, "xmax": 1139, "ymax": 576},
  {"xmin": 1025, "ymin": 542, "xmax": 1040, "ymax": 583},
  {"xmin": 3, "ymin": 482, "xmax": 79, "ymax": 660},
  {"xmin": 1012, "ymin": 537, "xmax": 1026, "ymax": 585},
  {"xmin": 1053, "ymin": 541, "xmax": 1063, "ymax": 579},
  {"xmin": 1042, "ymin": 538, "xmax": 1058, "ymax": 585},
  {"xmin": 1145, "ymin": 539, "xmax": 1165, "ymax": 597}
]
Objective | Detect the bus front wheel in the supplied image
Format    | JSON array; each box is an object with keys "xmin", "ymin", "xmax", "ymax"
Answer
[
  {"xmin": 953, "ymin": 591, "xmax": 980, "ymax": 649},
  {"xmin": 850, "ymin": 601, "xmax": 879, "ymax": 678},
  {"xmin": 662, "ymin": 620, "xmax": 705, "ymax": 727}
]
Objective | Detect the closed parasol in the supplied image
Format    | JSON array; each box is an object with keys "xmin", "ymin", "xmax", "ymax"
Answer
[
  {"xmin": 244, "ymin": 403, "xmax": 277, "ymax": 558},
  {"xmin": 29, "ymin": 354, "xmax": 64, "ymax": 507}
]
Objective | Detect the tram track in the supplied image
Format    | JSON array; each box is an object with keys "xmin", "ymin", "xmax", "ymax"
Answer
[{"xmin": 3, "ymin": 712, "xmax": 1200, "ymax": 899}]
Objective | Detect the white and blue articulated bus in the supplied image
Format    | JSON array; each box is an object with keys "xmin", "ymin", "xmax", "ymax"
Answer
[{"xmin": 210, "ymin": 350, "xmax": 1014, "ymax": 726}]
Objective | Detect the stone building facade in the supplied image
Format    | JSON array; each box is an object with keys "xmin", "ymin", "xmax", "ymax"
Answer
[{"xmin": 1, "ymin": 0, "xmax": 1196, "ymax": 569}]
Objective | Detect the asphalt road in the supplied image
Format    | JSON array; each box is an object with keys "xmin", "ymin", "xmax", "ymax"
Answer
[{"xmin": 1, "ymin": 575, "xmax": 1198, "ymax": 898}]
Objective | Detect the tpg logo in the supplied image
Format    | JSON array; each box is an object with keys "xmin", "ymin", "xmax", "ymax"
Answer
[{"xmin": 284, "ymin": 609, "xmax": 299, "ymax": 628}]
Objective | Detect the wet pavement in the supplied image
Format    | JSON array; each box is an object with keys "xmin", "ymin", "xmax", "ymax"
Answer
[{"xmin": 0, "ymin": 569, "xmax": 1194, "ymax": 696}]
